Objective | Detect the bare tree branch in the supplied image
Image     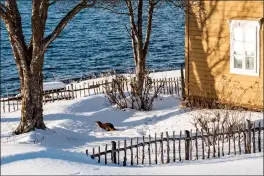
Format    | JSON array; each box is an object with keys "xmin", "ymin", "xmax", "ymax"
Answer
[
  {"xmin": 0, "ymin": 7, "xmax": 8, "ymax": 20},
  {"xmin": 49, "ymin": 0, "xmax": 58, "ymax": 6},
  {"xmin": 94, "ymin": 5, "xmax": 129, "ymax": 15},
  {"xmin": 42, "ymin": 0, "xmax": 95, "ymax": 51},
  {"xmin": 0, "ymin": 3, "xmax": 10, "ymax": 20},
  {"xmin": 125, "ymin": 0, "xmax": 139, "ymax": 64},
  {"xmin": 143, "ymin": 0, "xmax": 155, "ymax": 58},
  {"xmin": 125, "ymin": 0, "xmax": 138, "ymax": 39},
  {"xmin": 4, "ymin": 0, "xmax": 30, "ymax": 65},
  {"xmin": 137, "ymin": 0, "xmax": 143, "ymax": 49}
]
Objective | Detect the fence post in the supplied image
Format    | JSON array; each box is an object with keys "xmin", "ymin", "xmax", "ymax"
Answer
[
  {"xmin": 93, "ymin": 81, "xmax": 96, "ymax": 95},
  {"xmin": 164, "ymin": 78, "xmax": 168, "ymax": 94},
  {"xmin": 79, "ymin": 85, "xmax": 81, "ymax": 98},
  {"xmin": 252, "ymin": 123, "xmax": 256, "ymax": 153},
  {"xmin": 64, "ymin": 87, "xmax": 67, "ymax": 100},
  {"xmin": 217, "ymin": 127, "xmax": 220, "ymax": 157},
  {"xmin": 169, "ymin": 78, "xmax": 173, "ymax": 94},
  {"xmin": 83, "ymin": 83, "xmax": 86, "ymax": 96},
  {"xmin": 185, "ymin": 130, "xmax": 190, "ymax": 160},
  {"xmin": 166, "ymin": 132, "xmax": 170, "ymax": 163},
  {"xmin": 258, "ymin": 122, "xmax": 261, "ymax": 152},
  {"xmin": 233, "ymin": 129, "xmax": 236, "ymax": 155},
  {"xmin": 7, "ymin": 96, "xmax": 10, "ymax": 112},
  {"xmin": 93, "ymin": 148, "xmax": 95, "ymax": 159},
  {"xmin": 52, "ymin": 89, "xmax": 55, "ymax": 102},
  {"xmin": 17, "ymin": 97, "xmax": 19, "ymax": 110},
  {"xmin": 98, "ymin": 81, "xmax": 100, "ymax": 94},
  {"xmin": 74, "ymin": 85, "xmax": 77, "ymax": 98},
  {"xmin": 173, "ymin": 131, "xmax": 176, "ymax": 162},
  {"xmin": 86, "ymin": 149, "xmax": 88, "ymax": 156},
  {"xmin": 179, "ymin": 130, "xmax": 182, "ymax": 161},
  {"xmin": 168, "ymin": 78, "xmax": 171, "ymax": 94},
  {"xmin": 63, "ymin": 87, "xmax": 66, "ymax": 100},
  {"xmin": 118, "ymin": 141, "xmax": 120, "ymax": 165},
  {"xmin": 111, "ymin": 141, "xmax": 117, "ymax": 164},
  {"xmin": 136, "ymin": 137, "xmax": 139, "ymax": 165},
  {"xmin": 131, "ymin": 138, "xmax": 133, "ymax": 166},
  {"xmin": 71, "ymin": 84, "xmax": 74, "ymax": 99},
  {"xmin": 190, "ymin": 129, "xmax": 192, "ymax": 160},
  {"xmin": 195, "ymin": 129, "xmax": 198, "ymax": 160},
  {"xmin": 201, "ymin": 129, "xmax": 205, "ymax": 159},
  {"xmin": 105, "ymin": 144, "xmax": 107, "ymax": 165},
  {"xmin": 142, "ymin": 136, "xmax": 145, "ymax": 165},
  {"xmin": 222, "ymin": 126, "xmax": 225, "ymax": 156},
  {"xmin": 173, "ymin": 78, "xmax": 177, "ymax": 95},
  {"xmin": 246, "ymin": 120, "xmax": 252, "ymax": 154},
  {"xmin": 12, "ymin": 99, "xmax": 15, "ymax": 111},
  {"xmin": 148, "ymin": 135, "xmax": 151, "ymax": 165},
  {"xmin": 3, "ymin": 99, "xmax": 5, "ymax": 113},
  {"xmin": 153, "ymin": 79, "xmax": 156, "ymax": 93},
  {"xmin": 228, "ymin": 128, "xmax": 231, "ymax": 155},
  {"xmin": 238, "ymin": 127, "xmax": 241, "ymax": 155},
  {"xmin": 161, "ymin": 132, "xmax": 164, "ymax": 164},
  {"xmin": 155, "ymin": 134, "xmax": 157, "ymax": 164},
  {"xmin": 213, "ymin": 128, "xmax": 216, "ymax": 157},
  {"xmin": 243, "ymin": 123, "xmax": 247, "ymax": 154},
  {"xmin": 123, "ymin": 139, "xmax": 127, "ymax": 166},
  {"xmin": 207, "ymin": 129, "xmax": 210, "ymax": 158},
  {"xmin": 167, "ymin": 78, "xmax": 171, "ymax": 94},
  {"xmin": 180, "ymin": 64, "xmax": 185, "ymax": 100},
  {"xmin": 98, "ymin": 146, "xmax": 100, "ymax": 163}
]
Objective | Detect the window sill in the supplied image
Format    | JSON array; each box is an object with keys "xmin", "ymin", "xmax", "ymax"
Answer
[{"xmin": 230, "ymin": 69, "xmax": 259, "ymax": 77}]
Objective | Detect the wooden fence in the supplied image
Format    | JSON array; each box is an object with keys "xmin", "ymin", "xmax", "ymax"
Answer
[
  {"xmin": 86, "ymin": 120, "xmax": 263, "ymax": 166},
  {"xmin": 0, "ymin": 76, "xmax": 183, "ymax": 113}
]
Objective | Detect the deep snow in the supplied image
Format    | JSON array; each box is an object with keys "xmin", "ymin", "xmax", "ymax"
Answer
[{"xmin": 1, "ymin": 70, "xmax": 263, "ymax": 175}]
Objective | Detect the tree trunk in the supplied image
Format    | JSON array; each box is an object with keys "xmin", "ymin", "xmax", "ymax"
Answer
[
  {"xmin": 1, "ymin": 0, "xmax": 96, "ymax": 135},
  {"xmin": 135, "ymin": 57, "xmax": 146, "ymax": 96},
  {"xmin": 15, "ymin": 66, "xmax": 46, "ymax": 134}
]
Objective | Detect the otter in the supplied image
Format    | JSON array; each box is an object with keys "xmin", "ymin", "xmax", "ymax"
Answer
[{"xmin": 95, "ymin": 121, "xmax": 117, "ymax": 131}]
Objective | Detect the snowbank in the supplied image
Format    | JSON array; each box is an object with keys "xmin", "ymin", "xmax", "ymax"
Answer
[
  {"xmin": 1, "ymin": 69, "xmax": 263, "ymax": 175},
  {"xmin": 1, "ymin": 143, "xmax": 263, "ymax": 175}
]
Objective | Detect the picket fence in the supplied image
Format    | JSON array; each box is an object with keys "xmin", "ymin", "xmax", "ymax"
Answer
[
  {"xmin": 86, "ymin": 120, "xmax": 263, "ymax": 166},
  {"xmin": 0, "ymin": 76, "xmax": 183, "ymax": 113}
]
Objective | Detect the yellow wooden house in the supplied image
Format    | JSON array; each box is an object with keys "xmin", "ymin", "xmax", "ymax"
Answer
[{"xmin": 185, "ymin": 0, "xmax": 263, "ymax": 110}]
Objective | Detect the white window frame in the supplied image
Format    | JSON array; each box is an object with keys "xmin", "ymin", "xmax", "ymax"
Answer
[{"xmin": 229, "ymin": 19, "xmax": 261, "ymax": 77}]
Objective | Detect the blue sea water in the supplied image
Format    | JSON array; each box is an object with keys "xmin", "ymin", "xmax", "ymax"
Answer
[{"xmin": 0, "ymin": 1, "xmax": 185, "ymax": 95}]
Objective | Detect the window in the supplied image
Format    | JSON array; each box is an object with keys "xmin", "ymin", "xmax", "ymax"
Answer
[{"xmin": 229, "ymin": 20, "xmax": 260, "ymax": 76}]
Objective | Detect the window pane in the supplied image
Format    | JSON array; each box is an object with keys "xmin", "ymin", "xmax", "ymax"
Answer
[
  {"xmin": 245, "ymin": 57, "xmax": 254, "ymax": 70},
  {"xmin": 245, "ymin": 42, "xmax": 255, "ymax": 56},
  {"xmin": 233, "ymin": 41, "xmax": 243, "ymax": 55},
  {"xmin": 234, "ymin": 55, "xmax": 242, "ymax": 69},
  {"xmin": 233, "ymin": 27, "xmax": 243, "ymax": 41},
  {"xmin": 245, "ymin": 27, "xmax": 256, "ymax": 42}
]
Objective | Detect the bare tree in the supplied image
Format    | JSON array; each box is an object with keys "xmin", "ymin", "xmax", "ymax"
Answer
[
  {"xmin": 98, "ymin": 0, "xmax": 199, "ymax": 96},
  {"xmin": 124, "ymin": 0, "xmax": 159, "ymax": 96},
  {"xmin": 0, "ymin": 0, "xmax": 95, "ymax": 134}
]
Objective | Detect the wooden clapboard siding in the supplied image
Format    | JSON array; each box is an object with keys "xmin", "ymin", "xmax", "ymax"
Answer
[
  {"xmin": 188, "ymin": 72, "xmax": 263, "ymax": 86},
  {"xmin": 185, "ymin": 0, "xmax": 264, "ymax": 110}
]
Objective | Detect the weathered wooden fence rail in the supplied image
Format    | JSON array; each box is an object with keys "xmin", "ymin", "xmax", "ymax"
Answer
[
  {"xmin": 1, "ymin": 76, "xmax": 183, "ymax": 113},
  {"xmin": 87, "ymin": 120, "xmax": 263, "ymax": 166}
]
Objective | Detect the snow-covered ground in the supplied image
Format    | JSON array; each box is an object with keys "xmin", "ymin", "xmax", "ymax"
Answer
[{"xmin": 1, "ymin": 70, "xmax": 263, "ymax": 175}]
